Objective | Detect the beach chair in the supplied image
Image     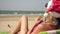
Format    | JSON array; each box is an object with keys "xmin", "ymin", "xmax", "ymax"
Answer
[{"xmin": 38, "ymin": 29, "xmax": 60, "ymax": 34}]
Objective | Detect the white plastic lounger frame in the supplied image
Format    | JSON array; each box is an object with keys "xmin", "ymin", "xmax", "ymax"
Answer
[{"xmin": 38, "ymin": 29, "xmax": 60, "ymax": 34}]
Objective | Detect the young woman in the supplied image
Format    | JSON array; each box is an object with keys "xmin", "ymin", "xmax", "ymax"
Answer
[
  {"xmin": 8, "ymin": 0, "xmax": 60, "ymax": 34},
  {"xmin": 8, "ymin": 14, "xmax": 57, "ymax": 34}
]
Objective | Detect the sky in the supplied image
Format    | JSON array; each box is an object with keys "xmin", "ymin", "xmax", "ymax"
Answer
[{"xmin": 0, "ymin": 0, "xmax": 49, "ymax": 11}]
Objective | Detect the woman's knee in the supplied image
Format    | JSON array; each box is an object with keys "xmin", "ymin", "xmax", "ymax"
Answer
[
  {"xmin": 21, "ymin": 15, "xmax": 28, "ymax": 25},
  {"xmin": 21, "ymin": 15, "xmax": 28, "ymax": 19}
]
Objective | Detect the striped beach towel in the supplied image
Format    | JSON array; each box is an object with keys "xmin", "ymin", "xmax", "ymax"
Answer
[{"xmin": 38, "ymin": 29, "xmax": 60, "ymax": 34}]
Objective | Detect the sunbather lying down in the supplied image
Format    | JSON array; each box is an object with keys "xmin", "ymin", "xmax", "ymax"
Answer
[{"xmin": 8, "ymin": 13, "xmax": 58, "ymax": 34}]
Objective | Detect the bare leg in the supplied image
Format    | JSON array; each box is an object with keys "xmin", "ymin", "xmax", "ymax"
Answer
[
  {"xmin": 10, "ymin": 16, "xmax": 28, "ymax": 34},
  {"xmin": 20, "ymin": 16, "xmax": 28, "ymax": 34},
  {"xmin": 11, "ymin": 18, "xmax": 21, "ymax": 34}
]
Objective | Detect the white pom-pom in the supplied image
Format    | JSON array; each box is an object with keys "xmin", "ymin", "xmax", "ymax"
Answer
[
  {"xmin": 43, "ymin": 13, "xmax": 48, "ymax": 17},
  {"xmin": 42, "ymin": 13, "xmax": 48, "ymax": 21}
]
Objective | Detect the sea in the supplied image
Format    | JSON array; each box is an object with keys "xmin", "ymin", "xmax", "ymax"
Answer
[{"xmin": 0, "ymin": 10, "xmax": 44, "ymax": 16}]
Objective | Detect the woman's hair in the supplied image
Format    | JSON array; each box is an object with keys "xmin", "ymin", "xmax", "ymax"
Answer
[{"xmin": 45, "ymin": 3, "xmax": 48, "ymax": 7}]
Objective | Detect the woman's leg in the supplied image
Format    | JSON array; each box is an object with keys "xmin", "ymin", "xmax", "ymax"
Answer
[
  {"xmin": 11, "ymin": 17, "xmax": 21, "ymax": 34},
  {"xmin": 11, "ymin": 16, "xmax": 28, "ymax": 34},
  {"xmin": 20, "ymin": 16, "xmax": 28, "ymax": 34}
]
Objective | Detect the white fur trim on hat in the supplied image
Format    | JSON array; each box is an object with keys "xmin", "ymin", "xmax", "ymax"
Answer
[{"xmin": 49, "ymin": 12, "xmax": 60, "ymax": 18}]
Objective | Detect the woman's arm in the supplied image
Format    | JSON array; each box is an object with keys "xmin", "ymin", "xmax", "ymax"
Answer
[{"xmin": 27, "ymin": 15, "xmax": 43, "ymax": 34}]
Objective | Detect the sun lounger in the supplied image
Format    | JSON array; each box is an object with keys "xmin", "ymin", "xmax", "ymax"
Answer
[{"xmin": 38, "ymin": 29, "xmax": 60, "ymax": 34}]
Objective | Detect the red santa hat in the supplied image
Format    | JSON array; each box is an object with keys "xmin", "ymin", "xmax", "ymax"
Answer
[{"xmin": 46, "ymin": 0, "xmax": 60, "ymax": 13}]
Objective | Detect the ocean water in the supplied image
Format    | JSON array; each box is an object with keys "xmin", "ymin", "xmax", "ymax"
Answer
[{"xmin": 0, "ymin": 10, "xmax": 44, "ymax": 14}]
